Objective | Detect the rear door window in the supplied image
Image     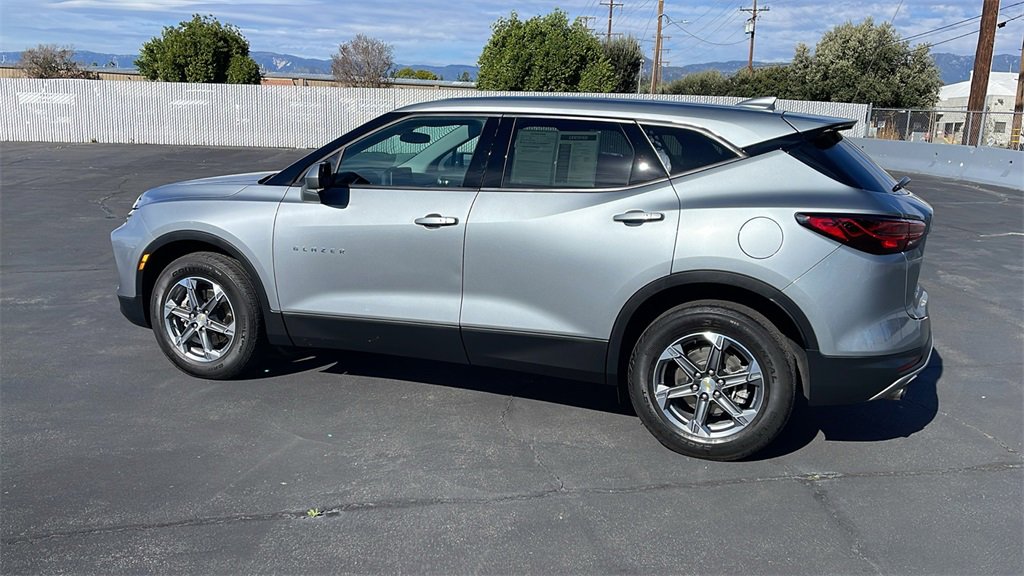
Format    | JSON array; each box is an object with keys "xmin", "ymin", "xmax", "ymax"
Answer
[
  {"xmin": 641, "ymin": 124, "xmax": 740, "ymax": 175},
  {"xmin": 501, "ymin": 118, "xmax": 663, "ymax": 189}
]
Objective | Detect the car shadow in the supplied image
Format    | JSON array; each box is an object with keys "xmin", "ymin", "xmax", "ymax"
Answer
[
  {"xmin": 252, "ymin": 347, "xmax": 943, "ymax": 458},
  {"xmin": 254, "ymin": 348, "xmax": 633, "ymax": 416},
  {"xmin": 749, "ymin": 349, "xmax": 942, "ymax": 460}
]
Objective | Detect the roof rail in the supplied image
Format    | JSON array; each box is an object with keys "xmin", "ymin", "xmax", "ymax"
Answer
[{"xmin": 736, "ymin": 96, "xmax": 777, "ymax": 111}]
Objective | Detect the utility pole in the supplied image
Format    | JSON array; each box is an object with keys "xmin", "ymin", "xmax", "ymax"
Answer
[
  {"xmin": 650, "ymin": 0, "xmax": 665, "ymax": 93},
  {"xmin": 601, "ymin": 0, "xmax": 623, "ymax": 43},
  {"xmin": 1011, "ymin": 34, "xmax": 1024, "ymax": 149},
  {"xmin": 964, "ymin": 0, "xmax": 1000, "ymax": 146},
  {"xmin": 741, "ymin": 1, "xmax": 769, "ymax": 73},
  {"xmin": 576, "ymin": 15, "xmax": 597, "ymax": 33}
]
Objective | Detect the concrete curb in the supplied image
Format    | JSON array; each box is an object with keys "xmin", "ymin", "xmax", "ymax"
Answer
[{"xmin": 851, "ymin": 137, "xmax": 1023, "ymax": 191}]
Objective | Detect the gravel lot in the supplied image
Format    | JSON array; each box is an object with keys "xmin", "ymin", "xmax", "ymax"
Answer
[{"xmin": 2, "ymin": 142, "xmax": 1021, "ymax": 574}]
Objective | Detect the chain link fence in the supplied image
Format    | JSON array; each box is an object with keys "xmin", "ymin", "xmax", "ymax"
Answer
[{"xmin": 866, "ymin": 107, "xmax": 1023, "ymax": 150}]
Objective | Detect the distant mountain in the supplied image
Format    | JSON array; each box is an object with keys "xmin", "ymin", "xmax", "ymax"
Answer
[
  {"xmin": 645, "ymin": 59, "xmax": 764, "ymax": 82},
  {"xmin": 0, "ymin": 50, "xmax": 137, "ymax": 68},
  {"xmin": 1, "ymin": 49, "xmax": 1018, "ymax": 87},
  {"xmin": 249, "ymin": 52, "xmax": 478, "ymax": 80},
  {"xmin": 249, "ymin": 51, "xmax": 329, "ymax": 74},
  {"xmin": 650, "ymin": 53, "xmax": 1021, "ymax": 85},
  {"xmin": 932, "ymin": 53, "xmax": 1019, "ymax": 84}
]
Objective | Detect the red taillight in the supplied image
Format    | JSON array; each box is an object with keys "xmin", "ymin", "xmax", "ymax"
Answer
[{"xmin": 796, "ymin": 213, "xmax": 926, "ymax": 255}]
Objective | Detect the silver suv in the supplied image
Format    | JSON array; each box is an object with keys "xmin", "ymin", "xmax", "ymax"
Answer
[{"xmin": 111, "ymin": 96, "xmax": 933, "ymax": 460}]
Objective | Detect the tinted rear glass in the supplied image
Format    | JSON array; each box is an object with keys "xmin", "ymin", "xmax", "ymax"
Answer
[
  {"xmin": 789, "ymin": 132, "xmax": 895, "ymax": 193},
  {"xmin": 642, "ymin": 124, "xmax": 739, "ymax": 175}
]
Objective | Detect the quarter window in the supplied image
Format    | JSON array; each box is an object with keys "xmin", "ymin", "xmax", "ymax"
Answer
[
  {"xmin": 336, "ymin": 116, "xmax": 486, "ymax": 188},
  {"xmin": 503, "ymin": 118, "xmax": 660, "ymax": 189},
  {"xmin": 642, "ymin": 124, "xmax": 739, "ymax": 175}
]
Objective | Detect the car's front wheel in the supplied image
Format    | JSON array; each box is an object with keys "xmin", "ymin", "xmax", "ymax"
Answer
[
  {"xmin": 628, "ymin": 301, "xmax": 795, "ymax": 460},
  {"xmin": 149, "ymin": 252, "xmax": 263, "ymax": 379}
]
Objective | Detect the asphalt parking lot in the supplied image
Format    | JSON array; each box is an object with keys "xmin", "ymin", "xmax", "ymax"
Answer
[{"xmin": 1, "ymin": 141, "xmax": 1022, "ymax": 574}]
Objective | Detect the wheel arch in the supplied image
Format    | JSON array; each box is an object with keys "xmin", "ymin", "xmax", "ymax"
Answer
[
  {"xmin": 606, "ymin": 270, "xmax": 816, "ymax": 397},
  {"xmin": 136, "ymin": 231, "xmax": 291, "ymax": 346}
]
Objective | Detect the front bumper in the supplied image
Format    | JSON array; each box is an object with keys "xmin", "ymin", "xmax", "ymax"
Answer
[
  {"xmin": 119, "ymin": 294, "xmax": 149, "ymax": 328},
  {"xmin": 804, "ymin": 318, "xmax": 933, "ymax": 406}
]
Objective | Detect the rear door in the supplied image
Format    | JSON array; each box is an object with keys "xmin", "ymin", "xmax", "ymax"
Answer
[{"xmin": 460, "ymin": 116, "xmax": 679, "ymax": 381}]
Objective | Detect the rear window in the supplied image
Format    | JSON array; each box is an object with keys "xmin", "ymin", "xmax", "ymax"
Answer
[{"xmin": 789, "ymin": 131, "xmax": 895, "ymax": 193}]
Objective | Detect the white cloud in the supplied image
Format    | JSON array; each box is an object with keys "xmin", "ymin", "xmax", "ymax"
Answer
[{"xmin": 0, "ymin": 0, "xmax": 1017, "ymax": 65}]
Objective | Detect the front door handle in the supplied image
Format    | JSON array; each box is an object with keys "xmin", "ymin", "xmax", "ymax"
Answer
[
  {"xmin": 415, "ymin": 214, "xmax": 459, "ymax": 228},
  {"xmin": 613, "ymin": 210, "xmax": 664, "ymax": 225}
]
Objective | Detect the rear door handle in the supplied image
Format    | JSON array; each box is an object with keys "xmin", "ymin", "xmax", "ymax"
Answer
[
  {"xmin": 613, "ymin": 210, "xmax": 664, "ymax": 225},
  {"xmin": 415, "ymin": 214, "xmax": 459, "ymax": 228}
]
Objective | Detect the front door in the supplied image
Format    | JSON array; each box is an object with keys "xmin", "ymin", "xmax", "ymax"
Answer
[{"xmin": 274, "ymin": 115, "xmax": 493, "ymax": 363}]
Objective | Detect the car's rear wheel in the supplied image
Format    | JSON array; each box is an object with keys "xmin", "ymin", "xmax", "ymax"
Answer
[
  {"xmin": 628, "ymin": 301, "xmax": 795, "ymax": 460},
  {"xmin": 150, "ymin": 252, "xmax": 263, "ymax": 379}
]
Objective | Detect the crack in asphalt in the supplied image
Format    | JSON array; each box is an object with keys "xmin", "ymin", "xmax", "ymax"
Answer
[
  {"xmin": 95, "ymin": 175, "xmax": 133, "ymax": 219},
  {"xmin": 805, "ymin": 480, "xmax": 885, "ymax": 575},
  {"xmin": 499, "ymin": 396, "xmax": 566, "ymax": 493},
  {"xmin": 4, "ymin": 460, "xmax": 1019, "ymax": 546},
  {"xmin": 895, "ymin": 391, "xmax": 1023, "ymax": 457}
]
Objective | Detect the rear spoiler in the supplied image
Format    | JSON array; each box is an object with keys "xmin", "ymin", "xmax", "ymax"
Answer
[
  {"xmin": 780, "ymin": 111, "xmax": 856, "ymax": 134},
  {"xmin": 735, "ymin": 96, "xmax": 856, "ymax": 135},
  {"xmin": 742, "ymin": 111, "xmax": 858, "ymax": 157}
]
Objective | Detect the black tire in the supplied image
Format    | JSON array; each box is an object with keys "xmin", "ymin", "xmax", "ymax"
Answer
[
  {"xmin": 628, "ymin": 300, "xmax": 795, "ymax": 461},
  {"xmin": 149, "ymin": 252, "xmax": 263, "ymax": 379}
]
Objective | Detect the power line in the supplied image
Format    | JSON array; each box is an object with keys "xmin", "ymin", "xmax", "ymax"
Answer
[
  {"xmin": 689, "ymin": 1, "xmax": 744, "ymax": 39},
  {"xmin": 903, "ymin": 0, "xmax": 1024, "ymax": 42},
  {"xmin": 926, "ymin": 12, "xmax": 1024, "ymax": 49},
  {"xmin": 663, "ymin": 14, "xmax": 748, "ymax": 46},
  {"xmin": 661, "ymin": 8, "xmax": 747, "ymax": 67}
]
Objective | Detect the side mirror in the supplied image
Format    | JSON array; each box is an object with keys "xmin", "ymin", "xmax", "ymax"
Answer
[{"xmin": 304, "ymin": 161, "xmax": 333, "ymax": 191}]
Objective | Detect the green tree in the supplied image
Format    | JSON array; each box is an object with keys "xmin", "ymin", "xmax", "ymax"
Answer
[
  {"xmin": 661, "ymin": 70, "xmax": 732, "ymax": 96},
  {"xmin": 136, "ymin": 14, "xmax": 261, "ymax": 84},
  {"xmin": 19, "ymin": 45, "xmax": 99, "ymax": 79},
  {"xmin": 476, "ymin": 10, "xmax": 614, "ymax": 92},
  {"xmin": 794, "ymin": 18, "xmax": 941, "ymax": 107},
  {"xmin": 603, "ymin": 36, "xmax": 643, "ymax": 93},
  {"xmin": 456, "ymin": 71, "xmax": 472, "ymax": 82},
  {"xmin": 729, "ymin": 66, "xmax": 798, "ymax": 99},
  {"xmin": 394, "ymin": 67, "xmax": 440, "ymax": 80}
]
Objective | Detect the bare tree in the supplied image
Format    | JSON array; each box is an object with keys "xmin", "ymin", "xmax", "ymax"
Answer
[
  {"xmin": 20, "ymin": 45, "xmax": 99, "ymax": 79},
  {"xmin": 331, "ymin": 34, "xmax": 394, "ymax": 88}
]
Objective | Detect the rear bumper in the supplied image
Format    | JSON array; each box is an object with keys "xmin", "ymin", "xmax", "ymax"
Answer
[
  {"xmin": 118, "ymin": 294, "xmax": 149, "ymax": 328},
  {"xmin": 804, "ymin": 319, "xmax": 933, "ymax": 406}
]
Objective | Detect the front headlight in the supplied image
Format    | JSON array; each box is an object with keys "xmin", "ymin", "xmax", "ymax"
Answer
[{"xmin": 126, "ymin": 194, "xmax": 143, "ymax": 220}]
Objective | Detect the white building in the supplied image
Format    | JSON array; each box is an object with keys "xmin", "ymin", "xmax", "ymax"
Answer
[{"xmin": 933, "ymin": 71, "xmax": 1018, "ymax": 147}]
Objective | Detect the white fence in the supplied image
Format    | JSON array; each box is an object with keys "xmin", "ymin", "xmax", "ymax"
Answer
[{"xmin": 1, "ymin": 78, "xmax": 870, "ymax": 148}]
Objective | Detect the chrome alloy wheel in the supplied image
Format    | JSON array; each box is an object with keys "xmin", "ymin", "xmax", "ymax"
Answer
[
  {"xmin": 652, "ymin": 331, "xmax": 765, "ymax": 439},
  {"xmin": 162, "ymin": 276, "xmax": 235, "ymax": 363}
]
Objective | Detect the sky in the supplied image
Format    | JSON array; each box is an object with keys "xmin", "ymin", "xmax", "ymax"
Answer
[{"xmin": 0, "ymin": 0, "xmax": 1021, "ymax": 66}]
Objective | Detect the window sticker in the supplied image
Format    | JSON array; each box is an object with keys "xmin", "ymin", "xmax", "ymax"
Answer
[
  {"xmin": 509, "ymin": 129, "xmax": 602, "ymax": 187},
  {"xmin": 510, "ymin": 129, "xmax": 558, "ymax": 185},
  {"xmin": 556, "ymin": 132, "xmax": 600, "ymax": 187}
]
